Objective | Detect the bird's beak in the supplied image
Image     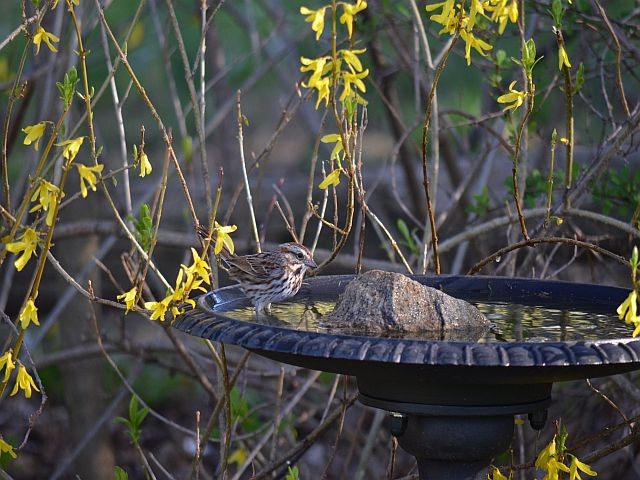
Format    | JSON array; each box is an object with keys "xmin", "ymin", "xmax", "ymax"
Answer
[{"xmin": 306, "ymin": 258, "xmax": 318, "ymax": 269}]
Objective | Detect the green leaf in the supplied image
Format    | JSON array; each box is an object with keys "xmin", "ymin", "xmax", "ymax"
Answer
[
  {"xmin": 132, "ymin": 204, "xmax": 153, "ymax": 252},
  {"xmin": 56, "ymin": 67, "xmax": 79, "ymax": 108},
  {"xmin": 114, "ymin": 466, "xmax": 129, "ymax": 480},
  {"xmin": 285, "ymin": 465, "xmax": 300, "ymax": 480},
  {"xmin": 117, "ymin": 395, "xmax": 149, "ymax": 444},
  {"xmin": 551, "ymin": 0, "xmax": 564, "ymax": 27},
  {"xmin": 574, "ymin": 63, "xmax": 584, "ymax": 94},
  {"xmin": 182, "ymin": 136, "xmax": 193, "ymax": 164},
  {"xmin": 466, "ymin": 187, "xmax": 491, "ymax": 217},
  {"xmin": 396, "ymin": 219, "xmax": 419, "ymax": 256}
]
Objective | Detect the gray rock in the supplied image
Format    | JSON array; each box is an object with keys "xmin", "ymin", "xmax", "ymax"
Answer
[{"xmin": 321, "ymin": 270, "xmax": 491, "ymax": 339}]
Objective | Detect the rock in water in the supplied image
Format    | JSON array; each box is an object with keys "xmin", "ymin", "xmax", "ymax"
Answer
[{"xmin": 322, "ymin": 270, "xmax": 490, "ymax": 338}]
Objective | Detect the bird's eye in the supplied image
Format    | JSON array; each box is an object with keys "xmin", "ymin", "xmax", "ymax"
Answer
[{"xmin": 296, "ymin": 252, "xmax": 304, "ymax": 260}]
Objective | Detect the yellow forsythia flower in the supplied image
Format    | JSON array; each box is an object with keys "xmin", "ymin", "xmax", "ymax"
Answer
[
  {"xmin": 340, "ymin": 68, "xmax": 369, "ymax": 102},
  {"xmin": 460, "ymin": 30, "xmax": 493, "ymax": 65},
  {"xmin": 76, "ymin": 163, "xmax": 104, "ymax": 198},
  {"xmin": 497, "ymin": 81, "xmax": 527, "ymax": 112},
  {"xmin": 339, "ymin": 0, "xmax": 367, "ymax": 38},
  {"xmin": 57, "ymin": 137, "xmax": 85, "ymax": 163},
  {"xmin": 535, "ymin": 436, "xmax": 570, "ymax": 478},
  {"xmin": 144, "ymin": 297, "xmax": 170, "ymax": 321},
  {"xmin": 321, "ymin": 133, "xmax": 344, "ymax": 161},
  {"xmin": 30, "ymin": 180, "xmax": 62, "ymax": 227},
  {"xmin": 117, "ymin": 286, "xmax": 139, "ymax": 313},
  {"xmin": 228, "ymin": 447, "xmax": 249, "ymax": 466},
  {"xmin": 467, "ymin": 0, "xmax": 485, "ymax": 30},
  {"xmin": 568, "ymin": 454, "xmax": 597, "ymax": 479},
  {"xmin": 33, "ymin": 26, "xmax": 59, "ymax": 54},
  {"xmin": 300, "ymin": 6, "xmax": 328, "ymax": 41},
  {"xmin": 4, "ymin": 228, "xmax": 38, "ymax": 271},
  {"xmin": 486, "ymin": 0, "xmax": 518, "ymax": 35},
  {"xmin": 488, "ymin": 466, "xmax": 510, "ymax": 480},
  {"xmin": 0, "ymin": 349, "xmax": 15, "ymax": 383},
  {"xmin": 558, "ymin": 45, "xmax": 571, "ymax": 71},
  {"xmin": 319, "ymin": 168, "xmax": 341, "ymax": 189},
  {"xmin": 617, "ymin": 290, "xmax": 638, "ymax": 324},
  {"xmin": 300, "ymin": 56, "xmax": 331, "ymax": 109},
  {"xmin": 0, "ymin": 437, "xmax": 16, "ymax": 459},
  {"xmin": 22, "ymin": 122, "xmax": 46, "ymax": 151},
  {"xmin": 19, "ymin": 298, "xmax": 39, "ymax": 330},
  {"xmin": 425, "ymin": 0, "xmax": 457, "ymax": 35},
  {"xmin": 185, "ymin": 248, "xmax": 211, "ymax": 285},
  {"xmin": 139, "ymin": 152, "xmax": 152, "ymax": 177},
  {"xmin": 212, "ymin": 222, "xmax": 237, "ymax": 255},
  {"xmin": 10, "ymin": 364, "xmax": 39, "ymax": 399}
]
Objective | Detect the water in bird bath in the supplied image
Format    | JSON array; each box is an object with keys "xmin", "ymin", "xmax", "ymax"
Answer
[{"xmin": 208, "ymin": 297, "xmax": 630, "ymax": 343}]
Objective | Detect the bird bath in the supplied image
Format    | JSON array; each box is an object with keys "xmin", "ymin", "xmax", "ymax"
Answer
[{"xmin": 174, "ymin": 275, "xmax": 640, "ymax": 480}]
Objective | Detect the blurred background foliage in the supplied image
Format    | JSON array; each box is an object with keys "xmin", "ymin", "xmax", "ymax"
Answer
[{"xmin": 0, "ymin": 0, "xmax": 639, "ymax": 478}]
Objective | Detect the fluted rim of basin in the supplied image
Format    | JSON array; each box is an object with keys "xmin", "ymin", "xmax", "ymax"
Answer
[{"xmin": 173, "ymin": 275, "xmax": 640, "ymax": 370}]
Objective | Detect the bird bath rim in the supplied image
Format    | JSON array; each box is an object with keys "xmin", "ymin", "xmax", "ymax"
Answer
[
  {"xmin": 173, "ymin": 275, "xmax": 640, "ymax": 480},
  {"xmin": 173, "ymin": 275, "xmax": 640, "ymax": 378}
]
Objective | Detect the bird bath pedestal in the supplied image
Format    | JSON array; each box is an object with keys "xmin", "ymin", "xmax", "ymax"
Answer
[{"xmin": 174, "ymin": 275, "xmax": 640, "ymax": 480}]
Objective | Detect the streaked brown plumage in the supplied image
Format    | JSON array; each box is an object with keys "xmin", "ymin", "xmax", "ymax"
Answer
[{"xmin": 198, "ymin": 226, "xmax": 317, "ymax": 314}]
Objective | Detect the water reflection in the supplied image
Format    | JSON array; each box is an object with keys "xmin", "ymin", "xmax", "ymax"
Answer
[{"xmin": 213, "ymin": 299, "xmax": 631, "ymax": 343}]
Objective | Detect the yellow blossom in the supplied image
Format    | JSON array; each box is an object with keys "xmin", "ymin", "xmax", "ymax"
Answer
[
  {"xmin": 319, "ymin": 168, "xmax": 341, "ymax": 189},
  {"xmin": 228, "ymin": 447, "xmax": 249, "ymax": 466},
  {"xmin": 568, "ymin": 455, "xmax": 596, "ymax": 480},
  {"xmin": 467, "ymin": 0, "xmax": 485, "ymax": 30},
  {"xmin": 497, "ymin": 80, "xmax": 527, "ymax": 112},
  {"xmin": 4, "ymin": 228, "xmax": 38, "ymax": 271},
  {"xmin": 19, "ymin": 298, "xmax": 39, "ymax": 330},
  {"xmin": 139, "ymin": 152, "xmax": 152, "ymax": 177},
  {"xmin": 0, "ymin": 350, "xmax": 15, "ymax": 383},
  {"xmin": 341, "ymin": 48, "xmax": 366, "ymax": 73},
  {"xmin": 57, "ymin": 136, "xmax": 85, "ymax": 163},
  {"xmin": 144, "ymin": 296, "xmax": 171, "ymax": 321},
  {"xmin": 617, "ymin": 290, "xmax": 638, "ymax": 324},
  {"xmin": 76, "ymin": 163, "xmax": 104, "ymax": 198},
  {"xmin": 489, "ymin": 466, "xmax": 509, "ymax": 480},
  {"xmin": 558, "ymin": 44, "xmax": 571, "ymax": 71},
  {"xmin": 0, "ymin": 437, "xmax": 16, "ymax": 459},
  {"xmin": 535, "ymin": 436, "xmax": 570, "ymax": 480},
  {"xmin": 10, "ymin": 364, "xmax": 39, "ymax": 399},
  {"xmin": 314, "ymin": 77, "xmax": 331, "ymax": 108},
  {"xmin": 340, "ymin": 67, "xmax": 368, "ymax": 102},
  {"xmin": 22, "ymin": 122, "xmax": 46, "ymax": 151},
  {"xmin": 339, "ymin": 0, "xmax": 367, "ymax": 38},
  {"xmin": 486, "ymin": 0, "xmax": 518, "ymax": 34},
  {"xmin": 30, "ymin": 179, "xmax": 62, "ymax": 227},
  {"xmin": 460, "ymin": 30, "xmax": 493, "ymax": 65},
  {"xmin": 117, "ymin": 286, "xmax": 139, "ymax": 313},
  {"xmin": 321, "ymin": 133, "xmax": 344, "ymax": 161},
  {"xmin": 633, "ymin": 320, "xmax": 640, "ymax": 337},
  {"xmin": 33, "ymin": 26, "xmax": 59, "ymax": 54},
  {"xmin": 300, "ymin": 56, "xmax": 332, "ymax": 108},
  {"xmin": 425, "ymin": 0, "xmax": 458, "ymax": 34},
  {"xmin": 213, "ymin": 222, "xmax": 237, "ymax": 255},
  {"xmin": 300, "ymin": 6, "xmax": 328, "ymax": 41},
  {"xmin": 185, "ymin": 248, "xmax": 211, "ymax": 285},
  {"xmin": 144, "ymin": 263, "xmax": 208, "ymax": 321}
]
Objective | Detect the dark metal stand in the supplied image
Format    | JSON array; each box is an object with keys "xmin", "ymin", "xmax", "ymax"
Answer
[
  {"xmin": 393, "ymin": 414, "xmax": 514, "ymax": 480},
  {"xmin": 360, "ymin": 392, "xmax": 549, "ymax": 480},
  {"xmin": 174, "ymin": 275, "xmax": 640, "ymax": 480}
]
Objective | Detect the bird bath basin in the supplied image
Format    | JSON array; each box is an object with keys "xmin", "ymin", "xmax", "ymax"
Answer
[{"xmin": 174, "ymin": 275, "xmax": 640, "ymax": 480}]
